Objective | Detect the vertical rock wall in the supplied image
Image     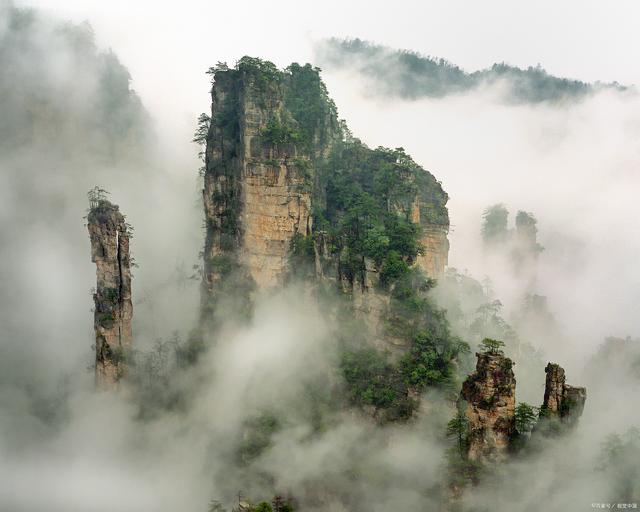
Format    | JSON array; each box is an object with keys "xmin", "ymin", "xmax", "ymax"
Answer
[
  {"xmin": 238, "ymin": 87, "xmax": 313, "ymax": 289},
  {"xmin": 201, "ymin": 64, "xmax": 328, "ymax": 328},
  {"xmin": 416, "ymin": 226, "xmax": 449, "ymax": 280},
  {"xmin": 88, "ymin": 200, "xmax": 133, "ymax": 389},
  {"xmin": 411, "ymin": 192, "xmax": 449, "ymax": 280}
]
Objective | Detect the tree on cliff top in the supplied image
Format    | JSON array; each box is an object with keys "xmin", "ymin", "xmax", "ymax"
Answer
[
  {"xmin": 87, "ymin": 186, "xmax": 110, "ymax": 210},
  {"xmin": 479, "ymin": 338, "xmax": 505, "ymax": 354}
]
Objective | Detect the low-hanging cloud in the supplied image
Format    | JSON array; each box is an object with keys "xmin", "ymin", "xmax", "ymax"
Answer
[{"xmin": 1, "ymin": 2, "xmax": 640, "ymax": 510}]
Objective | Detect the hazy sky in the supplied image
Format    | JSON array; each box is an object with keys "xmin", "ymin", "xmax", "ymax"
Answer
[
  {"xmin": 1, "ymin": 4, "xmax": 639, "ymax": 510},
  {"xmin": 10, "ymin": 0, "xmax": 640, "ymax": 349},
  {"xmin": 23, "ymin": 0, "xmax": 640, "ymax": 133}
]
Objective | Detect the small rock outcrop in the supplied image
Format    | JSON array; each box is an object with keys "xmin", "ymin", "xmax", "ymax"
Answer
[
  {"xmin": 460, "ymin": 351, "xmax": 516, "ymax": 462},
  {"xmin": 87, "ymin": 197, "xmax": 133, "ymax": 389},
  {"xmin": 541, "ymin": 362, "xmax": 586, "ymax": 426}
]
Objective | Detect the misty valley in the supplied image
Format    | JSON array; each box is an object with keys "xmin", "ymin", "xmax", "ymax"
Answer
[{"xmin": 1, "ymin": 2, "xmax": 639, "ymax": 512}]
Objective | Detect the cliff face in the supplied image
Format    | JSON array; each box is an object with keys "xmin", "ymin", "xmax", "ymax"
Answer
[
  {"xmin": 201, "ymin": 60, "xmax": 341, "ymax": 322},
  {"xmin": 542, "ymin": 362, "xmax": 587, "ymax": 426},
  {"xmin": 460, "ymin": 352, "xmax": 516, "ymax": 462},
  {"xmin": 417, "ymin": 226, "xmax": 449, "ymax": 280},
  {"xmin": 201, "ymin": 58, "xmax": 449, "ymax": 336},
  {"xmin": 88, "ymin": 199, "xmax": 133, "ymax": 388}
]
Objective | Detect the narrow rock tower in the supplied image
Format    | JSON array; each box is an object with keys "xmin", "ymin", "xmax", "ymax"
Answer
[
  {"xmin": 87, "ymin": 192, "xmax": 133, "ymax": 389},
  {"xmin": 541, "ymin": 362, "xmax": 586, "ymax": 426},
  {"xmin": 460, "ymin": 350, "xmax": 516, "ymax": 462}
]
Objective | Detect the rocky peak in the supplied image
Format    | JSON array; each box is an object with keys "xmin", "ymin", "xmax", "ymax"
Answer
[
  {"xmin": 87, "ymin": 198, "xmax": 133, "ymax": 389},
  {"xmin": 460, "ymin": 351, "xmax": 516, "ymax": 462},
  {"xmin": 200, "ymin": 57, "xmax": 450, "ymax": 337}
]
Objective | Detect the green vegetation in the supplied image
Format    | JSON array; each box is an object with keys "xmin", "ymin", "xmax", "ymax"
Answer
[
  {"xmin": 318, "ymin": 143, "xmax": 447, "ymax": 288},
  {"xmin": 97, "ymin": 312, "xmax": 116, "ymax": 329},
  {"xmin": 237, "ymin": 56, "xmax": 281, "ymax": 94},
  {"xmin": 481, "ymin": 204, "xmax": 509, "ymax": 246},
  {"xmin": 445, "ymin": 408, "xmax": 484, "ymax": 487},
  {"xmin": 260, "ymin": 116, "xmax": 301, "ymax": 146},
  {"xmin": 479, "ymin": 338, "xmax": 505, "ymax": 354},
  {"xmin": 341, "ymin": 348, "xmax": 414, "ymax": 420},
  {"xmin": 101, "ymin": 287, "xmax": 120, "ymax": 304},
  {"xmin": 193, "ymin": 112, "xmax": 211, "ymax": 169},
  {"xmin": 400, "ymin": 313, "xmax": 469, "ymax": 390},
  {"xmin": 288, "ymin": 232, "xmax": 316, "ymax": 279},
  {"xmin": 318, "ymin": 38, "xmax": 626, "ymax": 104},
  {"xmin": 87, "ymin": 186, "xmax": 110, "ymax": 208},
  {"xmin": 201, "ymin": 57, "xmax": 460, "ymax": 423},
  {"xmin": 207, "ymin": 497, "xmax": 294, "ymax": 512},
  {"xmin": 193, "ymin": 113, "xmax": 210, "ymax": 146},
  {"xmin": 514, "ymin": 402, "xmax": 538, "ymax": 434},
  {"xmin": 446, "ymin": 410, "xmax": 469, "ymax": 457},
  {"xmin": 236, "ymin": 412, "xmax": 281, "ymax": 466},
  {"xmin": 341, "ymin": 288, "xmax": 468, "ymax": 421},
  {"xmin": 284, "ymin": 62, "xmax": 339, "ymax": 151},
  {"xmin": 514, "ymin": 210, "xmax": 544, "ymax": 260}
]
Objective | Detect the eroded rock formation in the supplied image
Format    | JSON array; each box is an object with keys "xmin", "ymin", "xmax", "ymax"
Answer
[
  {"xmin": 200, "ymin": 58, "xmax": 450, "ymax": 337},
  {"xmin": 541, "ymin": 362, "xmax": 587, "ymax": 426},
  {"xmin": 459, "ymin": 355, "xmax": 587, "ymax": 467},
  {"xmin": 460, "ymin": 351, "xmax": 516, "ymax": 462},
  {"xmin": 88, "ymin": 199, "xmax": 133, "ymax": 388}
]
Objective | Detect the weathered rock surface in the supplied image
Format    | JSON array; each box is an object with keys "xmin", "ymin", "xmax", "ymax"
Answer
[
  {"xmin": 202, "ymin": 75, "xmax": 313, "ymax": 291},
  {"xmin": 460, "ymin": 352, "xmax": 516, "ymax": 462},
  {"xmin": 201, "ymin": 61, "xmax": 338, "ymax": 330},
  {"xmin": 201, "ymin": 58, "xmax": 450, "ymax": 340},
  {"xmin": 542, "ymin": 362, "xmax": 586, "ymax": 426},
  {"xmin": 411, "ymin": 199, "xmax": 449, "ymax": 280},
  {"xmin": 88, "ymin": 199, "xmax": 132, "ymax": 389}
]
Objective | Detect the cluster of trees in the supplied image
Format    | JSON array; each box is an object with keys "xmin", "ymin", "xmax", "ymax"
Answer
[
  {"xmin": 318, "ymin": 38, "xmax": 626, "ymax": 104},
  {"xmin": 481, "ymin": 204, "xmax": 543, "ymax": 253},
  {"xmin": 318, "ymin": 141, "xmax": 459, "ymax": 420},
  {"xmin": 318, "ymin": 144, "xmax": 447, "ymax": 286},
  {"xmin": 208, "ymin": 496, "xmax": 294, "ymax": 512}
]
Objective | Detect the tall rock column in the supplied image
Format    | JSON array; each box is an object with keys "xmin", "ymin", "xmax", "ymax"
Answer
[
  {"xmin": 200, "ymin": 59, "xmax": 340, "ymax": 329},
  {"xmin": 460, "ymin": 351, "xmax": 516, "ymax": 462},
  {"xmin": 541, "ymin": 362, "xmax": 587, "ymax": 427},
  {"xmin": 87, "ymin": 198, "xmax": 133, "ymax": 389}
]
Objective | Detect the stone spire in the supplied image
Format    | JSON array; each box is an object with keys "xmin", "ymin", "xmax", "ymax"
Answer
[
  {"xmin": 541, "ymin": 362, "xmax": 586, "ymax": 427},
  {"xmin": 87, "ymin": 196, "xmax": 133, "ymax": 389},
  {"xmin": 460, "ymin": 351, "xmax": 516, "ymax": 462}
]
